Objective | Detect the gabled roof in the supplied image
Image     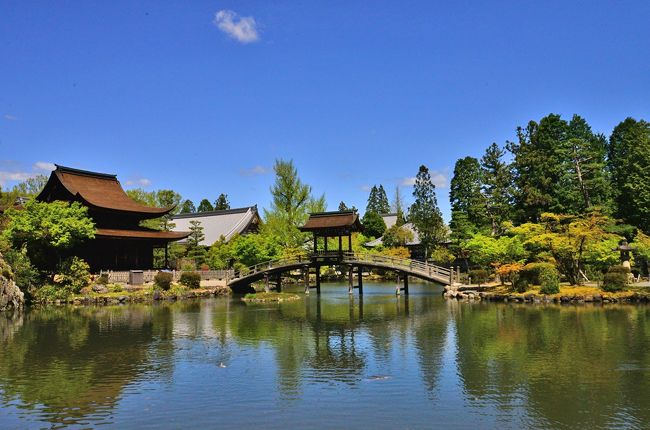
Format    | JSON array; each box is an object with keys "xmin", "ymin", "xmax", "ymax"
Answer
[
  {"xmin": 299, "ymin": 211, "xmax": 364, "ymax": 234},
  {"xmin": 36, "ymin": 165, "xmax": 173, "ymax": 216},
  {"xmin": 365, "ymin": 222, "xmax": 421, "ymax": 247},
  {"xmin": 96, "ymin": 228, "xmax": 190, "ymax": 241},
  {"xmin": 171, "ymin": 206, "xmax": 260, "ymax": 246}
]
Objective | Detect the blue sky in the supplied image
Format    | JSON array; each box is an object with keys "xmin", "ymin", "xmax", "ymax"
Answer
[{"xmin": 1, "ymin": 1, "xmax": 649, "ymax": 220}]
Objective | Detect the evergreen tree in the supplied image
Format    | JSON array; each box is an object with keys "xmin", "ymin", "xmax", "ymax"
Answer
[
  {"xmin": 214, "ymin": 193, "xmax": 230, "ymax": 210},
  {"xmin": 338, "ymin": 201, "xmax": 349, "ymax": 211},
  {"xmin": 408, "ymin": 165, "xmax": 445, "ymax": 259},
  {"xmin": 197, "ymin": 199, "xmax": 214, "ymax": 212},
  {"xmin": 376, "ymin": 185, "xmax": 390, "ymax": 214},
  {"xmin": 187, "ymin": 220, "xmax": 205, "ymax": 248},
  {"xmin": 361, "ymin": 211, "xmax": 387, "ymax": 238},
  {"xmin": 481, "ymin": 143, "xmax": 513, "ymax": 235},
  {"xmin": 179, "ymin": 199, "xmax": 196, "ymax": 214},
  {"xmin": 365, "ymin": 186, "xmax": 379, "ymax": 213},
  {"xmin": 608, "ymin": 118, "xmax": 650, "ymax": 232},
  {"xmin": 507, "ymin": 114, "xmax": 568, "ymax": 222},
  {"xmin": 449, "ymin": 156, "xmax": 488, "ymax": 234}
]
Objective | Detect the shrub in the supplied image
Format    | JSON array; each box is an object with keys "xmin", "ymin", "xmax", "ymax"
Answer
[
  {"xmin": 180, "ymin": 272, "xmax": 201, "ymax": 289},
  {"xmin": 55, "ymin": 256, "xmax": 91, "ymax": 294},
  {"xmin": 602, "ymin": 266, "xmax": 629, "ymax": 292},
  {"xmin": 33, "ymin": 284, "xmax": 73, "ymax": 301},
  {"xmin": 513, "ymin": 275, "xmax": 529, "ymax": 293},
  {"xmin": 495, "ymin": 262, "xmax": 523, "ymax": 285},
  {"xmin": 3, "ymin": 248, "xmax": 39, "ymax": 291},
  {"xmin": 469, "ymin": 269, "xmax": 489, "ymax": 285},
  {"xmin": 154, "ymin": 271, "xmax": 173, "ymax": 291},
  {"xmin": 108, "ymin": 284, "xmax": 123, "ymax": 293},
  {"xmin": 96, "ymin": 273, "xmax": 109, "ymax": 285},
  {"xmin": 539, "ymin": 267, "xmax": 560, "ymax": 294}
]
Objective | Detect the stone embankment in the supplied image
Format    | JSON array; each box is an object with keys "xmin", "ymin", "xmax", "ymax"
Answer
[
  {"xmin": 0, "ymin": 253, "xmax": 24, "ymax": 312},
  {"xmin": 443, "ymin": 284, "xmax": 650, "ymax": 304},
  {"xmin": 41, "ymin": 286, "xmax": 231, "ymax": 307}
]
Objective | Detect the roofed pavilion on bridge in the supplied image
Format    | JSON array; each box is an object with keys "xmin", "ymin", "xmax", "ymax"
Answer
[
  {"xmin": 299, "ymin": 211, "xmax": 364, "ymax": 256},
  {"xmin": 37, "ymin": 165, "xmax": 190, "ymax": 271}
]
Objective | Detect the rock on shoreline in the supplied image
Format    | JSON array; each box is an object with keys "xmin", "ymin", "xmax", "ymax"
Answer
[{"xmin": 0, "ymin": 253, "xmax": 25, "ymax": 312}]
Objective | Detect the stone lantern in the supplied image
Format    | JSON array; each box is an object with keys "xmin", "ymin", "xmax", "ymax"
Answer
[{"xmin": 614, "ymin": 240, "xmax": 634, "ymax": 270}]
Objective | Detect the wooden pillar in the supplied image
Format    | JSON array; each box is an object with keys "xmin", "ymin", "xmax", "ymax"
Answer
[
  {"xmin": 324, "ymin": 236, "xmax": 328, "ymax": 253},
  {"xmin": 304, "ymin": 266, "xmax": 310, "ymax": 295},
  {"xmin": 264, "ymin": 273, "xmax": 270, "ymax": 293},
  {"xmin": 403, "ymin": 273, "xmax": 409, "ymax": 295},
  {"xmin": 313, "ymin": 235, "xmax": 317, "ymax": 253},
  {"xmin": 276, "ymin": 274, "xmax": 282, "ymax": 292},
  {"xmin": 396, "ymin": 273, "xmax": 401, "ymax": 295},
  {"xmin": 449, "ymin": 267, "xmax": 454, "ymax": 285},
  {"xmin": 315, "ymin": 266, "xmax": 321, "ymax": 294},
  {"xmin": 164, "ymin": 243, "xmax": 169, "ymax": 269},
  {"xmin": 348, "ymin": 234, "xmax": 352, "ymax": 252},
  {"xmin": 348, "ymin": 265, "xmax": 354, "ymax": 294},
  {"xmin": 357, "ymin": 265, "xmax": 363, "ymax": 294}
]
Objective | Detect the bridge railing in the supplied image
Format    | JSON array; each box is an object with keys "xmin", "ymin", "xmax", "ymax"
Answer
[{"xmin": 230, "ymin": 251, "xmax": 455, "ymax": 283}]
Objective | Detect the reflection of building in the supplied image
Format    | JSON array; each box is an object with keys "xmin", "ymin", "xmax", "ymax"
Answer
[
  {"xmin": 171, "ymin": 206, "xmax": 261, "ymax": 246},
  {"xmin": 37, "ymin": 165, "xmax": 189, "ymax": 270}
]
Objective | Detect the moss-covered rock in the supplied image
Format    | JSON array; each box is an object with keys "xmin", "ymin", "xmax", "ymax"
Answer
[{"xmin": 0, "ymin": 252, "xmax": 24, "ymax": 311}]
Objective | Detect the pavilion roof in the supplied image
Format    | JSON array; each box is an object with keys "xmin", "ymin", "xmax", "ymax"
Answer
[
  {"xmin": 299, "ymin": 211, "xmax": 364, "ymax": 234},
  {"xmin": 37, "ymin": 165, "xmax": 174, "ymax": 216},
  {"xmin": 95, "ymin": 228, "xmax": 190, "ymax": 241}
]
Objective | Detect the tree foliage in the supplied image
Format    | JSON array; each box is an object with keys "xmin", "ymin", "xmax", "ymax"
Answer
[
  {"xmin": 2, "ymin": 200, "xmax": 95, "ymax": 271},
  {"xmin": 361, "ymin": 211, "xmax": 386, "ymax": 239},
  {"xmin": 365, "ymin": 185, "xmax": 390, "ymax": 214},
  {"xmin": 197, "ymin": 199, "xmax": 214, "ymax": 212},
  {"xmin": 179, "ymin": 199, "xmax": 196, "ymax": 214},
  {"xmin": 214, "ymin": 193, "xmax": 230, "ymax": 210},
  {"xmin": 408, "ymin": 165, "xmax": 445, "ymax": 259}
]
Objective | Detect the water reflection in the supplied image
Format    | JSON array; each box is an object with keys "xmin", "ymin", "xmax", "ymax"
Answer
[{"xmin": 0, "ymin": 283, "xmax": 649, "ymax": 429}]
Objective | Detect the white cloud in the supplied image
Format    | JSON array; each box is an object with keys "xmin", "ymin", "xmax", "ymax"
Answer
[
  {"xmin": 240, "ymin": 165, "xmax": 269, "ymax": 176},
  {"xmin": 359, "ymin": 185, "xmax": 372, "ymax": 192},
  {"xmin": 33, "ymin": 161, "xmax": 55, "ymax": 172},
  {"xmin": 3, "ymin": 114, "xmax": 17, "ymax": 121},
  {"xmin": 400, "ymin": 171, "xmax": 448, "ymax": 189},
  {"xmin": 125, "ymin": 178, "xmax": 152, "ymax": 188},
  {"xmin": 0, "ymin": 171, "xmax": 31, "ymax": 186},
  {"xmin": 213, "ymin": 10, "xmax": 259, "ymax": 44}
]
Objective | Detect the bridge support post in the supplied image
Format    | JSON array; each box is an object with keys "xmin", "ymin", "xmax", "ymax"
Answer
[
  {"xmin": 357, "ymin": 265, "xmax": 363, "ymax": 294},
  {"xmin": 403, "ymin": 273, "xmax": 409, "ymax": 295},
  {"xmin": 304, "ymin": 266, "xmax": 310, "ymax": 295},
  {"xmin": 276, "ymin": 274, "xmax": 282, "ymax": 292},
  {"xmin": 348, "ymin": 266, "xmax": 354, "ymax": 294},
  {"xmin": 449, "ymin": 267, "xmax": 454, "ymax": 285},
  {"xmin": 396, "ymin": 273, "xmax": 401, "ymax": 296},
  {"xmin": 315, "ymin": 266, "xmax": 321, "ymax": 294},
  {"xmin": 264, "ymin": 274, "xmax": 270, "ymax": 293}
]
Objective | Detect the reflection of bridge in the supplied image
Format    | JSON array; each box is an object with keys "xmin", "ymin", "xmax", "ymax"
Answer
[{"xmin": 227, "ymin": 251, "xmax": 460, "ymax": 294}]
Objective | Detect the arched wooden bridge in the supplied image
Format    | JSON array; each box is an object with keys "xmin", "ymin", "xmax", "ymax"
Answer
[{"xmin": 227, "ymin": 251, "xmax": 460, "ymax": 294}]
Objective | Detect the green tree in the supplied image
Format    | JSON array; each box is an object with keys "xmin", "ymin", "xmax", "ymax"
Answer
[
  {"xmin": 481, "ymin": 143, "xmax": 513, "ymax": 235},
  {"xmin": 361, "ymin": 211, "xmax": 387, "ymax": 239},
  {"xmin": 338, "ymin": 201, "xmax": 349, "ymax": 211},
  {"xmin": 2, "ymin": 200, "xmax": 95, "ymax": 271},
  {"xmin": 214, "ymin": 193, "xmax": 230, "ymax": 210},
  {"xmin": 12, "ymin": 174, "xmax": 49, "ymax": 196},
  {"xmin": 263, "ymin": 159, "xmax": 321, "ymax": 249},
  {"xmin": 608, "ymin": 117, "xmax": 650, "ymax": 233},
  {"xmin": 408, "ymin": 165, "xmax": 445, "ymax": 260},
  {"xmin": 187, "ymin": 220, "xmax": 205, "ymax": 249},
  {"xmin": 365, "ymin": 185, "xmax": 390, "ymax": 214},
  {"xmin": 179, "ymin": 199, "xmax": 196, "ymax": 214},
  {"xmin": 197, "ymin": 199, "xmax": 214, "ymax": 212},
  {"xmin": 382, "ymin": 224, "xmax": 414, "ymax": 247},
  {"xmin": 450, "ymin": 156, "xmax": 488, "ymax": 235}
]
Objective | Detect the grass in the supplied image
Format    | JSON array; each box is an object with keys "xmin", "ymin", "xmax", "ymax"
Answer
[
  {"xmin": 242, "ymin": 292, "xmax": 301, "ymax": 302},
  {"xmin": 486, "ymin": 283, "xmax": 647, "ymax": 299}
]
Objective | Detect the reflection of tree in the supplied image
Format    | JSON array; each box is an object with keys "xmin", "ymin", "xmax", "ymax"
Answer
[
  {"xmin": 0, "ymin": 305, "xmax": 175, "ymax": 426},
  {"xmin": 411, "ymin": 296, "xmax": 448, "ymax": 394},
  {"xmin": 453, "ymin": 304, "xmax": 650, "ymax": 427}
]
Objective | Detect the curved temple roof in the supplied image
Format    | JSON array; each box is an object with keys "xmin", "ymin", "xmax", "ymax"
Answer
[
  {"xmin": 299, "ymin": 211, "xmax": 364, "ymax": 234},
  {"xmin": 37, "ymin": 165, "xmax": 174, "ymax": 216}
]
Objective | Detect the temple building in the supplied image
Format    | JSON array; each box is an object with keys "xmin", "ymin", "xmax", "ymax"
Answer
[
  {"xmin": 36, "ymin": 165, "xmax": 189, "ymax": 271},
  {"xmin": 171, "ymin": 206, "xmax": 260, "ymax": 246}
]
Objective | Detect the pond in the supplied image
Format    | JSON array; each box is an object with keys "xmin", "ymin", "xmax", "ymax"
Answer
[{"xmin": 0, "ymin": 281, "xmax": 649, "ymax": 429}]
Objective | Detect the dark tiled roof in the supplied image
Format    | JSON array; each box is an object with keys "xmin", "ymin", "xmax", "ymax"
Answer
[
  {"xmin": 299, "ymin": 211, "xmax": 363, "ymax": 232},
  {"xmin": 37, "ymin": 165, "xmax": 173, "ymax": 215},
  {"xmin": 95, "ymin": 228, "xmax": 190, "ymax": 240}
]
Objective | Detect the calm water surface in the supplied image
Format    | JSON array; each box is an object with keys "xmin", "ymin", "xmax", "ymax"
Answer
[{"xmin": 1, "ymin": 282, "xmax": 649, "ymax": 429}]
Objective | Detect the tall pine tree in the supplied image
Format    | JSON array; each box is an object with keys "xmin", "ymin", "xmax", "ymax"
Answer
[
  {"xmin": 608, "ymin": 118, "xmax": 650, "ymax": 232},
  {"xmin": 449, "ymin": 156, "xmax": 488, "ymax": 235},
  {"xmin": 481, "ymin": 143, "xmax": 513, "ymax": 235},
  {"xmin": 409, "ymin": 165, "xmax": 445, "ymax": 259}
]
